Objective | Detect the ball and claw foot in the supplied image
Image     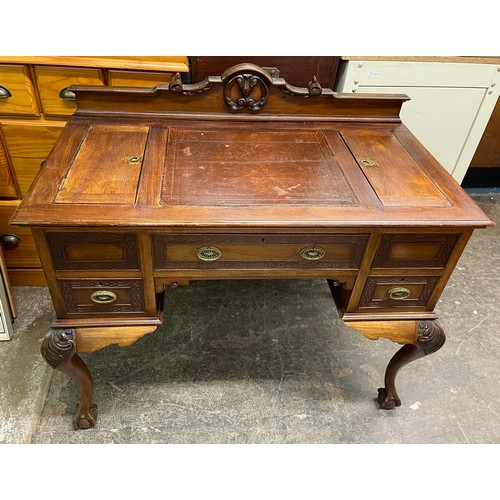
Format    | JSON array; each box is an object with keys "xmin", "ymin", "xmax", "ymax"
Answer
[
  {"xmin": 377, "ymin": 387, "xmax": 401, "ymax": 410},
  {"xmin": 73, "ymin": 403, "xmax": 98, "ymax": 430}
]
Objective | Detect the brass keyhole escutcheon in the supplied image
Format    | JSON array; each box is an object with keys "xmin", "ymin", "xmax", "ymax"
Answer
[
  {"xmin": 90, "ymin": 290, "xmax": 117, "ymax": 304},
  {"xmin": 387, "ymin": 287, "xmax": 411, "ymax": 300},
  {"xmin": 125, "ymin": 155, "xmax": 143, "ymax": 164},
  {"xmin": 359, "ymin": 159, "xmax": 375, "ymax": 167},
  {"xmin": 300, "ymin": 246, "xmax": 326, "ymax": 261},
  {"xmin": 196, "ymin": 246, "xmax": 223, "ymax": 261}
]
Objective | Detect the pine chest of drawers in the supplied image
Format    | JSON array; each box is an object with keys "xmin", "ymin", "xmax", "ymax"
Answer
[{"xmin": 0, "ymin": 56, "xmax": 188, "ymax": 285}]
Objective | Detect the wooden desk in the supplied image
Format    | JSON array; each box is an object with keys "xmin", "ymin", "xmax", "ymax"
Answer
[{"xmin": 11, "ymin": 64, "xmax": 493, "ymax": 430}]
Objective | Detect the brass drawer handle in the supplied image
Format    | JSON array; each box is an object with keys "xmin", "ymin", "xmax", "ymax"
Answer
[
  {"xmin": 196, "ymin": 246, "xmax": 222, "ymax": 261},
  {"xmin": 300, "ymin": 246, "xmax": 325, "ymax": 261},
  {"xmin": 90, "ymin": 290, "xmax": 117, "ymax": 304},
  {"xmin": 0, "ymin": 85, "xmax": 12, "ymax": 99},
  {"xmin": 387, "ymin": 287, "xmax": 411, "ymax": 300},
  {"xmin": 0, "ymin": 233, "xmax": 21, "ymax": 245},
  {"xmin": 59, "ymin": 87, "xmax": 76, "ymax": 101}
]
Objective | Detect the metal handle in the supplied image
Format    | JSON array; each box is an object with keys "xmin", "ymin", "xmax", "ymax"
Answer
[
  {"xmin": 0, "ymin": 85, "xmax": 12, "ymax": 98},
  {"xmin": 90, "ymin": 290, "xmax": 117, "ymax": 304},
  {"xmin": 387, "ymin": 287, "xmax": 411, "ymax": 300},
  {"xmin": 59, "ymin": 87, "xmax": 76, "ymax": 101},
  {"xmin": 0, "ymin": 234, "xmax": 21, "ymax": 245},
  {"xmin": 300, "ymin": 246, "xmax": 325, "ymax": 261},
  {"xmin": 196, "ymin": 246, "xmax": 222, "ymax": 261}
]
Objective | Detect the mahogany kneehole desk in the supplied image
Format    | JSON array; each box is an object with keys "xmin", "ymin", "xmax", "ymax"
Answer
[{"xmin": 11, "ymin": 64, "xmax": 493, "ymax": 430}]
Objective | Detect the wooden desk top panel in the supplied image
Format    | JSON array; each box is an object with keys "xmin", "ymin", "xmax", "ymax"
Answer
[
  {"xmin": 162, "ymin": 128, "xmax": 359, "ymax": 207},
  {"xmin": 11, "ymin": 63, "xmax": 493, "ymax": 229}
]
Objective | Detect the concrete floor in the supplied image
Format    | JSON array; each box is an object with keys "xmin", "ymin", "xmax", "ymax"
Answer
[{"xmin": 0, "ymin": 193, "xmax": 499, "ymax": 445}]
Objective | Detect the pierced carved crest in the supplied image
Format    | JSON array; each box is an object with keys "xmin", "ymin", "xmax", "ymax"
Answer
[
  {"xmin": 221, "ymin": 64, "xmax": 274, "ymax": 112},
  {"xmin": 223, "ymin": 73, "xmax": 269, "ymax": 111}
]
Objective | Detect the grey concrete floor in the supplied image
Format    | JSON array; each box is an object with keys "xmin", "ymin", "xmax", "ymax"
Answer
[{"xmin": 0, "ymin": 194, "xmax": 499, "ymax": 445}]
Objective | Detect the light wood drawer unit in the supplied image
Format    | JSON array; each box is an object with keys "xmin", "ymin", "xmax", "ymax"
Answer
[
  {"xmin": 107, "ymin": 70, "xmax": 174, "ymax": 87},
  {"xmin": 152, "ymin": 234, "xmax": 369, "ymax": 270},
  {"xmin": 57, "ymin": 278, "xmax": 146, "ymax": 317},
  {"xmin": 34, "ymin": 66, "xmax": 105, "ymax": 117},
  {"xmin": 0, "ymin": 65, "xmax": 39, "ymax": 117},
  {"xmin": 1, "ymin": 123, "xmax": 64, "ymax": 157},
  {"xmin": 0, "ymin": 57, "xmax": 189, "ymax": 286}
]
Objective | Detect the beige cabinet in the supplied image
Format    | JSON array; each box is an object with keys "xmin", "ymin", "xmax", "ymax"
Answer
[{"xmin": 335, "ymin": 58, "xmax": 500, "ymax": 183}]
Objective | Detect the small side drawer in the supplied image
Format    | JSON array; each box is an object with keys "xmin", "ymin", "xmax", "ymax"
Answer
[
  {"xmin": 34, "ymin": 66, "xmax": 105, "ymax": 117},
  {"xmin": 152, "ymin": 234, "xmax": 369, "ymax": 270},
  {"xmin": 1, "ymin": 123, "xmax": 64, "ymax": 157},
  {"xmin": 358, "ymin": 275, "xmax": 440, "ymax": 309},
  {"xmin": 107, "ymin": 70, "xmax": 173, "ymax": 87},
  {"xmin": 46, "ymin": 232, "xmax": 140, "ymax": 270},
  {"xmin": 0, "ymin": 65, "xmax": 39, "ymax": 117},
  {"xmin": 373, "ymin": 233, "xmax": 460, "ymax": 268},
  {"xmin": 58, "ymin": 279, "xmax": 145, "ymax": 315}
]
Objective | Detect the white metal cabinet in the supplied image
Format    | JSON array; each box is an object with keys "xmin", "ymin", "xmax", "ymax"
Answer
[{"xmin": 335, "ymin": 60, "xmax": 500, "ymax": 183}]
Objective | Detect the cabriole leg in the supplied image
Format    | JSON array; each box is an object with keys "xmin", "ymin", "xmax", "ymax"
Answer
[
  {"xmin": 378, "ymin": 320, "xmax": 446, "ymax": 409},
  {"xmin": 41, "ymin": 328, "xmax": 97, "ymax": 430}
]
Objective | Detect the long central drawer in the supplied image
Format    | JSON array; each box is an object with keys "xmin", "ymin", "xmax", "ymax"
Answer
[{"xmin": 151, "ymin": 234, "xmax": 369, "ymax": 270}]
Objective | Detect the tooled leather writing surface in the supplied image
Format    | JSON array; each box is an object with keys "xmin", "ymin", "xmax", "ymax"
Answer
[{"xmin": 161, "ymin": 128, "xmax": 359, "ymax": 207}]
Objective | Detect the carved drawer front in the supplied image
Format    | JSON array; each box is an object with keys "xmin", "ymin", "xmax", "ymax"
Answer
[
  {"xmin": 152, "ymin": 234, "xmax": 369, "ymax": 270},
  {"xmin": 46, "ymin": 232, "xmax": 139, "ymax": 270},
  {"xmin": 58, "ymin": 279, "xmax": 145, "ymax": 315},
  {"xmin": 358, "ymin": 275, "xmax": 440, "ymax": 309},
  {"xmin": 372, "ymin": 234, "xmax": 459, "ymax": 268},
  {"xmin": 0, "ymin": 64, "xmax": 39, "ymax": 116}
]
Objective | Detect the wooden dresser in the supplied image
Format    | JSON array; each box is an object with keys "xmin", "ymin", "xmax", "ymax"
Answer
[
  {"xmin": 11, "ymin": 63, "xmax": 493, "ymax": 430},
  {"xmin": 0, "ymin": 56, "xmax": 189, "ymax": 286}
]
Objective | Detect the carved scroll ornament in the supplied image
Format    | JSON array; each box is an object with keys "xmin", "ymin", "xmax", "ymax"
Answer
[{"xmin": 167, "ymin": 63, "xmax": 327, "ymax": 112}]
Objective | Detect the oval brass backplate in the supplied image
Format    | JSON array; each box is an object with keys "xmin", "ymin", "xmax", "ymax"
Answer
[
  {"xmin": 387, "ymin": 287, "xmax": 411, "ymax": 300},
  {"xmin": 196, "ymin": 246, "xmax": 223, "ymax": 261},
  {"xmin": 90, "ymin": 290, "xmax": 117, "ymax": 304},
  {"xmin": 300, "ymin": 246, "xmax": 326, "ymax": 261}
]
